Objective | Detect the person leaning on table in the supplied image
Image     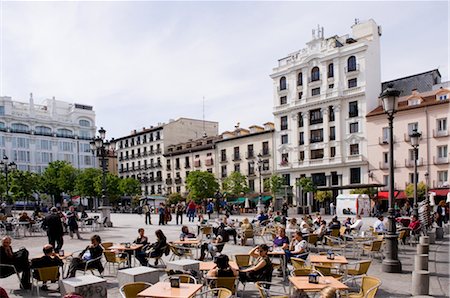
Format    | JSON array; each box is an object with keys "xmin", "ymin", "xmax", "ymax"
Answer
[
  {"xmin": 239, "ymin": 244, "xmax": 272, "ymax": 282},
  {"xmin": 206, "ymin": 254, "xmax": 238, "ymax": 278}
]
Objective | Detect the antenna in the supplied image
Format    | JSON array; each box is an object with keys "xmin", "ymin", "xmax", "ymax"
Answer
[{"xmin": 202, "ymin": 96, "xmax": 207, "ymax": 138}]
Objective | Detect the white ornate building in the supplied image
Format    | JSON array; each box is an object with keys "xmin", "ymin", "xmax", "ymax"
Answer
[
  {"xmin": 0, "ymin": 94, "xmax": 96, "ymax": 172},
  {"xmin": 270, "ymin": 20, "xmax": 382, "ymax": 205}
]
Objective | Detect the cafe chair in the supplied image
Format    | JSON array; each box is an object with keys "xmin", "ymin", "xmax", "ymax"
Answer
[
  {"xmin": 104, "ymin": 250, "xmax": 127, "ymax": 274},
  {"xmin": 344, "ymin": 276, "xmax": 381, "ymax": 298},
  {"xmin": 101, "ymin": 242, "xmax": 113, "ymax": 251},
  {"xmin": 307, "ymin": 234, "xmax": 319, "ymax": 252},
  {"xmin": 70, "ymin": 250, "xmax": 104, "ymax": 277},
  {"xmin": 345, "ymin": 260, "xmax": 372, "ymax": 279},
  {"xmin": 313, "ymin": 265, "xmax": 343, "ymax": 280},
  {"xmin": 0, "ymin": 263, "xmax": 24, "ymax": 289},
  {"xmin": 234, "ymin": 254, "xmax": 251, "ymax": 268},
  {"xmin": 241, "ymin": 230, "xmax": 256, "ymax": 246},
  {"xmin": 163, "ymin": 274, "xmax": 197, "ymax": 284},
  {"xmin": 340, "ymin": 227, "xmax": 348, "ymax": 237},
  {"xmin": 196, "ymin": 288, "xmax": 232, "ymax": 298},
  {"xmin": 200, "ymin": 226, "xmax": 213, "ymax": 239},
  {"xmin": 146, "ymin": 245, "xmax": 167, "ymax": 267},
  {"xmin": 255, "ymin": 281, "xmax": 289, "ymax": 298},
  {"xmin": 206, "ymin": 276, "xmax": 237, "ymax": 295},
  {"xmin": 291, "ymin": 257, "xmax": 310, "ymax": 270},
  {"xmin": 330, "ymin": 229, "xmax": 340, "ymax": 237},
  {"xmin": 361, "ymin": 240, "xmax": 383, "ymax": 260},
  {"xmin": 119, "ymin": 282, "xmax": 153, "ymax": 298},
  {"xmin": 168, "ymin": 243, "xmax": 194, "ymax": 261},
  {"xmin": 32, "ymin": 266, "xmax": 60, "ymax": 296},
  {"xmin": 290, "ymin": 268, "xmax": 312, "ymax": 276},
  {"xmin": 323, "ymin": 235, "xmax": 346, "ymax": 254}
]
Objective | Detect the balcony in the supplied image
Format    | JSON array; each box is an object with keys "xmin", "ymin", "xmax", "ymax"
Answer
[
  {"xmin": 155, "ymin": 177, "xmax": 162, "ymax": 182},
  {"xmin": 310, "ymin": 137, "xmax": 323, "ymax": 144},
  {"xmin": 308, "ymin": 76, "xmax": 322, "ymax": 84},
  {"xmin": 221, "ymin": 173, "xmax": 227, "ymax": 178},
  {"xmin": 261, "ymin": 150, "xmax": 270, "ymax": 157},
  {"xmin": 379, "ymin": 161, "xmax": 396, "ymax": 170},
  {"xmin": 280, "ymin": 161, "xmax": 289, "ymax": 167},
  {"xmin": 175, "ymin": 165, "xmax": 181, "ymax": 170},
  {"xmin": 433, "ymin": 156, "xmax": 449, "ymax": 165},
  {"xmin": 404, "ymin": 132, "xmax": 423, "ymax": 142},
  {"xmin": 194, "ymin": 160, "xmax": 201, "ymax": 168},
  {"xmin": 205, "ymin": 158, "xmax": 214, "ymax": 166},
  {"xmin": 232, "ymin": 154, "xmax": 241, "ymax": 161},
  {"xmin": 166, "ymin": 178, "xmax": 173, "ymax": 185},
  {"xmin": 149, "ymin": 150, "xmax": 155, "ymax": 155},
  {"xmin": 433, "ymin": 129, "xmax": 449, "ymax": 138},
  {"xmin": 248, "ymin": 171, "xmax": 256, "ymax": 177},
  {"xmin": 405, "ymin": 158, "xmax": 424, "ymax": 168},
  {"xmin": 156, "ymin": 149, "xmax": 162, "ymax": 154},
  {"xmin": 175, "ymin": 178, "xmax": 182, "ymax": 184},
  {"xmin": 277, "ymin": 85, "xmax": 288, "ymax": 94},
  {"xmin": 343, "ymin": 86, "xmax": 363, "ymax": 96},
  {"xmin": 246, "ymin": 151, "xmax": 255, "ymax": 159},
  {"xmin": 345, "ymin": 64, "xmax": 360, "ymax": 73},
  {"xmin": 166, "ymin": 166, "xmax": 171, "ymax": 171},
  {"xmin": 185, "ymin": 163, "xmax": 191, "ymax": 169}
]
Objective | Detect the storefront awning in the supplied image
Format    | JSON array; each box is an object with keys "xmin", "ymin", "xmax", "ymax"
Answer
[
  {"xmin": 250, "ymin": 195, "xmax": 272, "ymax": 203},
  {"xmin": 377, "ymin": 191, "xmax": 407, "ymax": 200},
  {"xmin": 429, "ymin": 188, "xmax": 450, "ymax": 197}
]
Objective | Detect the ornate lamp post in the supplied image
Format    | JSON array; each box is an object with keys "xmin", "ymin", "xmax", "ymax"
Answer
[
  {"xmin": 256, "ymin": 153, "xmax": 264, "ymax": 213},
  {"xmin": 0, "ymin": 155, "xmax": 17, "ymax": 203},
  {"xmin": 90, "ymin": 127, "xmax": 115, "ymax": 227},
  {"xmin": 380, "ymin": 84, "xmax": 402, "ymax": 273},
  {"xmin": 409, "ymin": 128, "xmax": 422, "ymax": 217}
]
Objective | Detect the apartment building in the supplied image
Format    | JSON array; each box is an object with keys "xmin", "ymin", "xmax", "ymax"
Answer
[
  {"xmin": 366, "ymin": 88, "xmax": 450, "ymax": 195},
  {"xmin": 215, "ymin": 123, "xmax": 275, "ymax": 194},
  {"xmin": 0, "ymin": 94, "xmax": 96, "ymax": 173},
  {"xmin": 115, "ymin": 118, "xmax": 218, "ymax": 195},
  {"xmin": 271, "ymin": 20, "xmax": 382, "ymax": 203}
]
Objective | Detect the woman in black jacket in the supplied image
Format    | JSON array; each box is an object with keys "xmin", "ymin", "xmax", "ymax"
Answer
[
  {"xmin": 66, "ymin": 235, "xmax": 104, "ymax": 278},
  {"xmin": 148, "ymin": 229, "xmax": 167, "ymax": 266}
]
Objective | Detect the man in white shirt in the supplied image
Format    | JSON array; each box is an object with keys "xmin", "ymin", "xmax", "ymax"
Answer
[
  {"xmin": 350, "ymin": 215, "xmax": 363, "ymax": 231},
  {"xmin": 373, "ymin": 215, "xmax": 386, "ymax": 233},
  {"xmin": 289, "ymin": 231, "xmax": 309, "ymax": 260}
]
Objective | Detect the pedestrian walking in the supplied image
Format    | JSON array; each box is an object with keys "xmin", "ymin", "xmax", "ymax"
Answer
[
  {"xmin": 143, "ymin": 203, "xmax": 152, "ymax": 225},
  {"xmin": 175, "ymin": 202, "xmax": 184, "ymax": 225},
  {"xmin": 158, "ymin": 203, "xmax": 166, "ymax": 225},
  {"xmin": 66, "ymin": 206, "xmax": 82, "ymax": 240},
  {"xmin": 330, "ymin": 201, "xmax": 335, "ymax": 216},
  {"xmin": 42, "ymin": 207, "xmax": 64, "ymax": 253},
  {"xmin": 206, "ymin": 201, "xmax": 214, "ymax": 219},
  {"xmin": 282, "ymin": 202, "xmax": 289, "ymax": 217}
]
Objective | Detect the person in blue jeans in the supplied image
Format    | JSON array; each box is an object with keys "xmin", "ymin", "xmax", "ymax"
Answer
[{"xmin": 206, "ymin": 201, "xmax": 214, "ymax": 219}]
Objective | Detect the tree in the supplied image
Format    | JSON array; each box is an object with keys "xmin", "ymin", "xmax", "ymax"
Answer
[
  {"xmin": 350, "ymin": 187, "xmax": 377, "ymax": 198},
  {"xmin": 75, "ymin": 168, "xmax": 102, "ymax": 198},
  {"xmin": 167, "ymin": 192, "xmax": 184, "ymax": 205},
  {"xmin": 94, "ymin": 173, "xmax": 122, "ymax": 205},
  {"xmin": 9, "ymin": 170, "xmax": 40, "ymax": 203},
  {"xmin": 222, "ymin": 171, "xmax": 249, "ymax": 197},
  {"xmin": 315, "ymin": 190, "xmax": 332, "ymax": 202},
  {"xmin": 405, "ymin": 182, "xmax": 426, "ymax": 200},
  {"xmin": 41, "ymin": 161, "xmax": 78, "ymax": 205},
  {"xmin": 264, "ymin": 174, "xmax": 284, "ymax": 197},
  {"xmin": 296, "ymin": 177, "xmax": 317, "ymax": 193},
  {"xmin": 119, "ymin": 177, "xmax": 142, "ymax": 197},
  {"xmin": 185, "ymin": 171, "xmax": 219, "ymax": 203}
]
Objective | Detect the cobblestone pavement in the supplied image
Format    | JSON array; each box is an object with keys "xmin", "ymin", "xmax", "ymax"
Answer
[{"xmin": 1, "ymin": 210, "xmax": 449, "ymax": 297}]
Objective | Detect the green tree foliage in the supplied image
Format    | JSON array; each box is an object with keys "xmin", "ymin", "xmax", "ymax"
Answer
[
  {"xmin": 119, "ymin": 177, "xmax": 142, "ymax": 197},
  {"xmin": 264, "ymin": 174, "xmax": 284, "ymax": 196},
  {"xmin": 75, "ymin": 168, "xmax": 102, "ymax": 198},
  {"xmin": 167, "ymin": 192, "xmax": 184, "ymax": 205},
  {"xmin": 405, "ymin": 182, "xmax": 426, "ymax": 200},
  {"xmin": 350, "ymin": 187, "xmax": 378, "ymax": 198},
  {"xmin": 315, "ymin": 190, "xmax": 332, "ymax": 202},
  {"xmin": 296, "ymin": 177, "xmax": 317, "ymax": 193},
  {"xmin": 9, "ymin": 171, "xmax": 40, "ymax": 203},
  {"xmin": 185, "ymin": 171, "xmax": 219, "ymax": 203},
  {"xmin": 41, "ymin": 161, "xmax": 78, "ymax": 204},
  {"xmin": 94, "ymin": 173, "xmax": 122, "ymax": 204},
  {"xmin": 222, "ymin": 171, "xmax": 249, "ymax": 197}
]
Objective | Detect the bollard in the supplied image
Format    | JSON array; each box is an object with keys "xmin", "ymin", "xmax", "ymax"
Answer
[
  {"xmin": 412, "ymin": 270, "xmax": 429, "ymax": 296},
  {"xmin": 417, "ymin": 244, "xmax": 429, "ymax": 255},
  {"xmin": 414, "ymin": 254, "xmax": 429, "ymax": 271},
  {"xmin": 419, "ymin": 236, "xmax": 429, "ymax": 245},
  {"xmin": 428, "ymin": 230, "xmax": 436, "ymax": 244}
]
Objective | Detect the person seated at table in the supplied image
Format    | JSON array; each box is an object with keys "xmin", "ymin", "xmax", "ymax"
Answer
[
  {"xmin": 221, "ymin": 215, "xmax": 237, "ymax": 245},
  {"xmin": 287, "ymin": 231, "xmax": 309, "ymax": 261},
  {"xmin": 198, "ymin": 224, "xmax": 228, "ymax": 261},
  {"xmin": 273, "ymin": 227, "xmax": 289, "ymax": 250},
  {"xmin": 239, "ymin": 218, "xmax": 254, "ymax": 246},
  {"xmin": 0, "ymin": 236, "xmax": 31, "ymax": 289},
  {"xmin": 256, "ymin": 211, "xmax": 269, "ymax": 224},
  {"xmin": 133, "ymin": 228, "xmax": 149, "ymax": 266},
  {"xmin": 401, "ymin": 201, "xmax": 413, "ymax": 217},
  {"xmin": 206, "ymin": 254, "xmax": 238, "ymax": 277},
  {"xmin": 147, "ymin": 229, "xmax": 167, "ymax": 266},
  {"xmin": 299, "ymin": 216, "xmax": 312, "ymax": 235},
  {"xmin": 313, "ymin": 213, "xmax": 322, "ymax": 228},
  {"xmin": 350, "ymin": 215, "xmax": 363, "ymax": 232},
  {"xmin": 18, "ymin": 212, "xmax": 35, "ymax": 228},
  {"xmin": 320, "ymin": 286, "xmax": 337, "ymax": 298},
  {"xmin": 273, "ymin": 212, "xmax": 282, "ymax": 223},
  {"xmin": 408, "ymin": 214, "xmax": 421, "ymax": 232},
  {"xmin": 66, "ymin": 235, "xmax": 104, "ymax": 278},
  {"xmin": 327, "ymin": 216, "xmax": 341, "ymax": 233},
  {"xmin": 239, "ymin": 244, "xmax": 272, "ymax": 283},
  {"xmin": 180, "ymin": 226, "xmax": 196, "ymax": 239},
  {"xmin": 343, "ymin": 217, "xmax": 352, "ymax": 228},
  {"xmin": 286, "ymin": 218, "xmax": 298, "ymax": 231},
  {"xmin": 314, "ymin": 220, "xmax": 327, "ymax": 241},
  {"xmin": 32, "ymin": 207, "xmax": 44, "ymax": 221},
  {"xmin": 373, "ymin": 215, "xmax": 386, "ymax": 233},
  {"xmin": 31, "ymin": 244, "xmax": 63, "ymax": 291}
]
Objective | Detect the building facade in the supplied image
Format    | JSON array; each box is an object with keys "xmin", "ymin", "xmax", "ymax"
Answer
[
  {"xmin": 215, "ymin": 123, "xmax": 275, "ymax": 194},
  {"xmin": 0, "ymin": 94, "xmax": 96, "ymax": 173},
  {"xmin": 270, "ymin": 20, "xmax": 382, "ymax": 205},
  {"xmin": 115, "ymin": 118, "xmax": 219, "ymax": 195},
  {"xmin": 366, "ymin": 88, "xmax": 450, "ymax": 193}
]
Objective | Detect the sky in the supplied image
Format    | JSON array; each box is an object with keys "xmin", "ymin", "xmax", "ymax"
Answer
[{"xmin": 1, "ymin": 1, "xmax": 448, "ymax": 139}]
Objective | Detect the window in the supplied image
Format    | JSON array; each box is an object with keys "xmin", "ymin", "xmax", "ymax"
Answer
[
  {"xmin": 299, "ymin": 132, "xmax": 304, "ymax": 145},
  {"xmin": 407, "ymin": 122, "xmax": 418, "ymax": 135},
  {"xmin": 298, "ymin": 92, "xmax": 303, "ymax": 100},
  {"xmin": 185, "ymin": 156, "xmax": 190, "ymax": 168},
  {"xmin": 281, "ymin": 153, "xmax": 289, "ymax": 164},
  {"xmin": 234, "ymin": 163, "xmax": 240, "ymax": 173},
  {"xmin": 347, "ymin": 56, "xmax": 357, "ymax": 72},
  {"xmin": 280, "ymin": 76, "xmax": 287, "ymax": 90},
  {"xmin": 350, "ymin": 144, "xmax": 359, "ymax": 155},
  {"xmin": 280, "ymin": 116, "xmax": 288, "ymax": 130},
  {"xmin": 310, "ymin": 129, "xmax": 323, "ymax": 143},
  {"xmin": 350, "ymin": 168, "xmax": 361, "ymax": 184},
  {"xmin": 281, "ymin": 134, "xmax": 288, "ymax": 144},
  {"xmin": 331, "ymin": 171, "xmax": 339, "ymax": 185},
  {"xmin": 79, "ymin": 119, "xmax": 90, "ymax": 127},
  {"xmin": 57, "ymin": 128, "xmax": 73, "ymax": 138},
  {"xmin": 299, "ymin": 151, "xmax": 305, "ymax": 161},
  {"xmin": 0, "ymin": 106, "xmax": 4, "ymax": 116},
  {"xmin": 13, "ymin": 137, "xmax": 29, "ymax": 149},
  {"xmin": 309, "ymin": 109, "xmax": 323, "ymax": 124},
  {"xmin": 409, "ymin": 173, "xmax": 418, "ymax": 184},
  {"xmin": 280, "ymin": 96, "xmax": 287, "ymax": 105},
  {"xmin": 349, "ymin": 101, "xmax": 358, "ymax": 117},
  {"xmin": 262, "ymin": 160, "xmax": 269, "ymax": 171},
  {"xmin": 311, "ymin": 67, "xmax": 320, "ymax": 82},
  {"xmin": 383, "ymin": 175, "xmax": 389, "ymax": 189},
  {"xmin": 35, "ymin": 126, "xmax": 52, "ymax": 136},
  {"xmin": 221, "ymin": 165, "xmax": 227, "ymax": 178},
  {"xmin": 262, "ymin": 142, "xmax": 269, "ymax": 155},
  {"xmin": 330, "ymin": 147, "xmax": 336, "ymax": 157},
  {"xmin": 349, "ymin": 122, "xmax": 359, "ymax": 133},
  {"xmin": 175, "ymin": 158, "xmax": 180, "ymax": 169},
  {"xmin": 59, "ymin": 141, "xmax": 74, "ymax": 152},
  {"xmin": 311, "ymin": 173, "xmax": 326, "ymax": 186},
  {"xmin": 382, "ymin": 127, "xmax": 389, "ymax": 143},
  {"xmin": 221, "ymin": 149, "xmax": 226, "ymax": 162},
  {"xmin": 79, "ymin": 130, "xmax": 91, "ymax": 139},
  {"xmin": 438, "ymin": 171, "xmax": 448, "ymax": 185},
  {"xmin": 311, "ymin": 87, "xmax": 321, "ymax": 96},
  {"xmin": 437, "ymin": 145, "xmax": 448, "ymax": 158},
  {"xmin": 310, "ymin": 149, "xmax": 324, "ymax": 159},
  {"xmin": 233, "ymin": 147, "xmax": 240, "ymax": 160},
  {"xmin": 297, "ymin": 72, "xmax": 303, "ymax": 86},
  {"xmin": 437, "ymin": 118, "xmax": 447, "ymax": 132},
  {"xmin": 438, "ymin": 94, "xmax": 448, "ymax": 101},
  {"xmin": 383, "ymin": 152, "xmax": 389, "ymax": 163},
  {"xmin": 247, "ymin": 144, "xmax": 254, "ymax": 158},
  {"xmin": 37, "ymin": 140, "xmax": 52, "ymax": 151},
  {"xmin": 328, "ymin": 63, "xmax": 334, "ymax": 78},
  {"xmin": 329, "ymin": 84, "xmax": 334, "ymax": 89},
  {"xmin": 298, "ymin": 113, "xmax": 304, "ymax": 127},
  {"xmin": 249, "ymin": 180, "xmax": 255, "ymax": 192},
  {"xmin": 248, "ymin": 162, "xmax": 255, "ymax": 175},
  {"xmin": 329, "ymin": 106, "xmax": 335, "ymax": 122},
  {"xmin": 330, "ymin": 126, "xmax": 336, "ymax": 141},
  {"xmin": 11, "ymin": 123, "xmax": 29, "ymax": 133},
  {"xmin": 348, "ymin": 78, "xmax": 357, "ymax": 88}
]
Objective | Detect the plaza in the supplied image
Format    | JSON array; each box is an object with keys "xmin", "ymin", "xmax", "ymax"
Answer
[{"xmin": 1, "ymin": 210, "xmax": 449, "ymax": 297}]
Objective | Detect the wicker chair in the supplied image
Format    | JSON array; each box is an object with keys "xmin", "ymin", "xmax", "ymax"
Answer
[
  {"xmin": 163, "ymin": 274, "xmax": 197, "ymax": 284},
  {"xmin": 32, "ymin": 266, "xmax": 60, "ymax": 296},
  {"xmin": 345, "ymin": 276, "xmax": 381, "ymax": 298},
  {"xmin": 255, "ymin": 281, "xmax": 289, "ymax": 298},
  {"xmin": 196, "ymin": 288, "xmax": 232, "ymax": 298},
  {"xmin": 119, "ymin": 282, "xmax": 152, "ymax": 298}
]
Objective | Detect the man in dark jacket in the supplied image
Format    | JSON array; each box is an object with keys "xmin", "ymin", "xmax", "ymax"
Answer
[
  {"xmin": 43, "ymin": 207, "xmax": 64, "ymax": 253},
  {"xmin": 30, "ymin": 244, "xmax": 63, "ymax": 291}
]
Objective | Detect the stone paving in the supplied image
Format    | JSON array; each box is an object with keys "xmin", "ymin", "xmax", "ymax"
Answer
[{"xmin": 1, "ymin": 210, "xmax": 449, "ymax": 297}]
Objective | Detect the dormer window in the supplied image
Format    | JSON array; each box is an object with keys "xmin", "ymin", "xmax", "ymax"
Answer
[
  {"xmin": 408, "ymin": 98, "xmax": 421, "ymax": 106},
  {"xmin": 438, "ymin": 94, "xmax": 448, "ymax": 101}
]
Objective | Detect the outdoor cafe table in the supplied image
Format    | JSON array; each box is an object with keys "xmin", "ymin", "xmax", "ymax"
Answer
[
  {"xmin": 268, "ymin": 248, "xmax": 287, "ymax": 281},
  {"xmin": 110, "ymin": 244, "xmax": 143, "ymax": 267},
  {"xmin": 309, "ymin": 255, "xmax": 348, "ymax": 265},
  {"xmin": 199, "ymin": 261, "xmax": 239, "ymax": 271},
  {"xmin": 137, "ymin": 282, "xmax": 203, "ymax": 298},
  {"xmin": 172, "ymin": 239, "xmax": 201, "ymax": 258},
  {"xmin": 289, "ymin": 276, "xmax": 349, "ymax": 293}
]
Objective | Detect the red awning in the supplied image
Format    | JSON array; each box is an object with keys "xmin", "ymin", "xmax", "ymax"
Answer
[
  {"xmin": 429, "ymin": 189, "xmax": 450, "ymax": 197},
  {"xmin": 376, "ymin": 191, "xmax": 407, "ymax": 200}
]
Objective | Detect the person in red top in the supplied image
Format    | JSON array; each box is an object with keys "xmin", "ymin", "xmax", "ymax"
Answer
[
  {"xmin": 408, "ymin": 214, "xmax": 421, "ymax": 232},
  {"xmin": 187, "ymin": 200, "xmax": 196, "ymax": 222}
]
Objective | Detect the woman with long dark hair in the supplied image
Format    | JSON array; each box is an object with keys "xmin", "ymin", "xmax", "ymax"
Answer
[{"xmin": 148, "ymin": 229, "xmax": 167, "ymax": 266}]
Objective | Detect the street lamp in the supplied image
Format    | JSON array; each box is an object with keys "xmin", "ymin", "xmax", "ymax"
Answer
[
  {"xmin": 380, "ymin": 84, "xmax": 402, "ymax": 273},
  {"xmin": 256, "ymin": 153, "xmax": 264, "ymax": 213},
  {"xmin": 90, "ymin": 127, "xmax": 115, "ymax": 227},
  {"xmin": 409, "ymin": 128, "xmax": 422, "ymax": 217},
  {"xmin": 0, "ymin": 155, "xmax": 17, "ymax": 203}
]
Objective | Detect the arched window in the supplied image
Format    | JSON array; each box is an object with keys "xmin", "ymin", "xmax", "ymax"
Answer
[
  {"xmin": 11, "ymin": 123, "xmax": 30, "ymax": 133},
  {"xmin": 279, "ymin": 76, "xmax": 287, "ymax": 90},
  {"xmin": 328, "ymin": 63, "xmax": 334, "ymax": 78},
  {"xmin": 57, "ymin": 128, "xmax": 74, "ymax": 138},
  {"xmin": 79, "ymin": 119, "xmax": 90, "ymax": 127},
  {"xmin": 347, "ymin": 56, "xmax": 357, "ymax": 72},
  {"xmin": 297, "ymin": 72, "xmax": 303, "ymax": 86},
  {"xmin": 35, "ymin": 126, "xmax": 52, "ymax": 136},
  {"xmin": 311, "ymin": 67, "xmax": 320, "ymax": 82}
]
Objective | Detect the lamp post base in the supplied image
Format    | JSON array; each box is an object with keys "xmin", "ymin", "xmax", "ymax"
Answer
[
  {"xmin": 98, "ymin": 206, "xmax": 113, "ymax": 227},
  {"xmin": 382, "ymin": 258, "xmax": 402, "ymax": 273}
]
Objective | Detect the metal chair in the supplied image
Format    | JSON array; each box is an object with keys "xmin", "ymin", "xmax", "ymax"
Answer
[
  {"xmin": 103, "ymin": 250, "xmax": 127, "ymax": 274},
  {"xmin": 119, "ymin": 282, "xmax": 152, "ymax": 298},
  {"xmin": 290, "ymin": 257, "xmax": 310, "ymax": 270},
  {"xmin": 0, "ymin": 263, "xmax": 24, "ymax": 289},
  {"xmin": 205, "ymin": 276, "xmax": 237, "ymax": 295},
  {"xmin": 101, "ymin": 242, "xmax": 113, "ymax": 250},
  {"xmin": 234, "ymin": 254, "xmax": 251, "ymax": 268},
  {"xmin": 361, "ymin": 240, "xmax": 383, "ymax": 260},
  {"xmin": 168, "ymin": 243, "xmax": 194, "ymax": 261},
  {"xmin": 32, "ymin": 266, "xmax": 60, "ymax": 296},
  {"xmin": 196, "ymin": 288, "xmax": 232, "ymax": 298},
  {"xmin": 255, "ymin": 281, "xmax": 289, "ymax": 298},
  {"xmin": 345, "ymin": 276, "xmax": 382, "ymax": 298}
]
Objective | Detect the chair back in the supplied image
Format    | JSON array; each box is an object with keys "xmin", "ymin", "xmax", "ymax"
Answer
[
  {"xmin": 291, "ymin": 257, "xmax": 307, "ymax": 270},
  {"xmin": 307, "ymin": 234, "xmax": 318, "ymax": 246},
  {"xmin": 370, "ymin": 240, "xmax": 383, "ymax": 252},
  {"xmin": 36, "ymin": 266, "xmax": 59, "ymax": 282},
  {"xmin": 314, "ymin": 265, "xmax": 332, "ymax": 276},
  {"xmin": 102, "ymin": 242, "xmax": 113, "ymax": 250},
  {"xmin": 196, "ymin": 288, "xmax": 232, "ymax": 298},
  {"xmin": 361, "ymin": 276, "xmax": 381, "ymax": 298},
  {"xmin": 234, "ymin": 254, "xmax": 251, "ymax": 267},
  {"xmin": 357, "ymin": 260, "xmax": 372, "ymax": 275},
  {"xmin": 163, "ymin": 274, "xmax": 197, "ymax": 284},
  {"xmin": 119, "ymin": 282, "xmax": 152, "ymax": 298},
  {"xmin": 330, "ymin": 229, "xmax": 339, "ymax": 237},
  {"xmin": 201, "ymin": 226, "xmax": 213, "ymax": 235},
  {"xmin": 291, "ymin": 268, "xmax": 312, "ymax": 276},
  {"xmin": 244, "ymin": 230, "xmax": 254, "ymax": 238},
  {"xmin": 169, "ymin": 244, "xmax": 183, "ymax": 257},
  {"xmin": 104, "ymin": 250, "xmax": 118, "ymax": 263},
  {"xmin": 207, "ymin": 277, "xmax": 237, "ymax": 294},
  {"xmin": 398, "ymin": 230, "xmax": 406, "ymax": 241},
  {"xmin": 340, "ymin": 226, "xmax": 347, "ymax": 236}
]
